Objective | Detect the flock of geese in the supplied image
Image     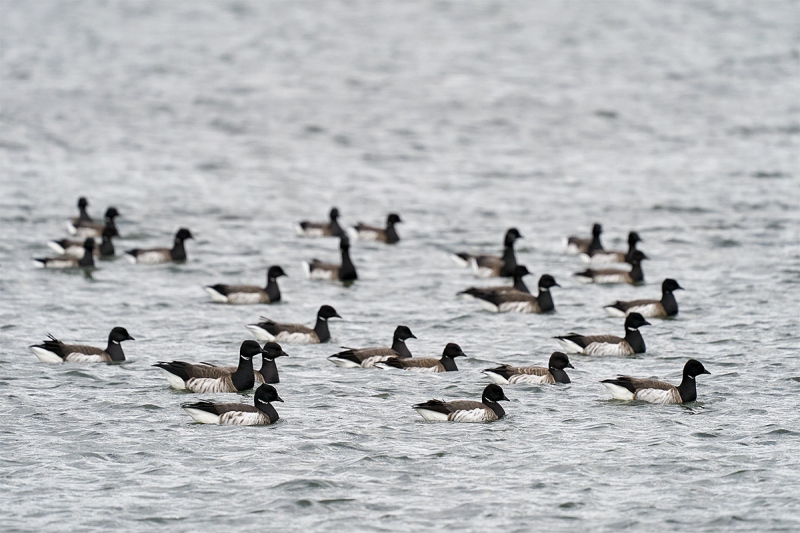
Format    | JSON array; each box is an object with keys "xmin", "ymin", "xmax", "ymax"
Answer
[{"xmin": 29, "ymin": 199, "xmax": 711, "ymax": 426}]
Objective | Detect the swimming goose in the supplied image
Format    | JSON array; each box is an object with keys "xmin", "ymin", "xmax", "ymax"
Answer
[
  {"xmin": 303, "ymin": 235, "xmax": 358, "ymax": 282},
  {"xmin": 33, "ymin": 238, "xmax": 95, "ymax": 269},
  {"xmin": 583, "ymin": 231, "xmax": 642, "ymax": 264},
  {"xmin": 566, "ymin": 223, "xmax": 603, "ymax": 254},
  {"xmin": 49, "ymin": 225, "xmax": 118, "ymax": 258},
  {"xmin": 352, "ymin": 213, "xmax": 402, "ymax": 244},
  {"xmin": 467, "ymin": 274, "xmax": 559, "ymax": 313},
  {"xmin": 68, "ymin": 207, "xmax": 120, "ymax": 239},
  {"xmin": 68, "ymin": 197, "xmax": 92, "ymax": 227},
  {"xmin": 483, "ymin": 352, "xmax": 573, "ymax": 385},
  {"xmin": 199, "ymin": 342, "xmax": 289, "ymax": 384},
  {"xmin": 601, "ymin": 359, "xmax": 710, "ymax": 404},
  {"xmin": 205, "ymin": 265, "xmax": 287, "ymax": 304},
  {"xmin": 555, "ymin": 313, "xmax": 650, "ymax": 356},
  {"xmin": 153, "ymin": 340, "xmax": 263, "ymax": 393},
  {"xmin": 29, "ymin": 327, "xmax": 134, "ymax": 363},
  {"xmin": 297, "ymin": 207, "xmax": 344, "ymax": 237},
  {"xmin": 182, "ymin": 384, "xmax": 283, "ymax": 425},
  {"xmin": 458, "ymin": 265, "xmax": 532, "ymax": 299},
  {"xmin": 413, "ymin": 384, "xmax": 509, "ymax": 423},
  {"xmin": 246, "ymin": 305, "xmax": 341, "ymax": 344},
  {"xmin": 451, "ymin": 228, "xmax": 523, "ymax": 278},
  {"xmin": 605, "ymin": 278, "xmax": 683, "ymax": 318},
  {"xmin": 125, "ymin": 228, "xmax": 193, "ymax": 264},
  {"xmin": 328, "ymin": 325, "xmax": 416, "ymax": 368},
  {"xmin": 574, "ymin": 250, "xmax": 648, "ymax": 285},
  {"xmin": 380, "ymin": 343, "xmax": 465, "ymax": 373}
]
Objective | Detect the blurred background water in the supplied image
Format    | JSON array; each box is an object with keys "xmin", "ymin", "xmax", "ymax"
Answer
[{"xmin": 1, "ymin": 1, "xmax": 798, "ymax": 531}]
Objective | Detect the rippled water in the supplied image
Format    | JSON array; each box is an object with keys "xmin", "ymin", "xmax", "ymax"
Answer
[{"xmin": 1, "ymin": 1, "xmax": 799, "ymax": 531}]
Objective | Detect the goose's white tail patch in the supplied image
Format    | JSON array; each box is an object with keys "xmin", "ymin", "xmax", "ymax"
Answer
[
  {"xmin": 30, "ymin": 346, "xmax": 64, "ymax": 363},
  {"xmin": 449, "ymin": 253, "xmax": 470, "ymax": 268},
  {"xmin": 482, "ymin": 371, "xmax": 509, "ymax": 385},
  {"xmin": 327, "ymin": 356, "xmax": 362, "ymax": 369},
  {"xmin": 245, "ymin": 324, "xmax": 276, "ymax": 342},
  {"xmin": 159, "ymin": 369, "xmax": 188, "ymax": 390},
  {"xmin": 603, "ymin": 306, "xmax": 627, "ymax": 318},
  {"xmin": 414, "ymin": 408, "xmax": 450, "ymax": 421},
  {"xmin": 470, "ymin": 260, "xmax": 495, "ymax": 278},
  {"xmin": 66, "ymin": 222, "xmax": 78, "ymax": 235},
  {"xmin": 601, "ymin": 382, "xmax": 635, "ymax": 401},
  {"xmin": 204, "ymin": 287, "xmax": 229, "ymax": 303},
  {"xmin": 124, "ymin": 252, "xmax": 138, "ymax": 264},
  {"xmin": 301, "ymin": 261, "xmax": 311, "ymax": 278},
  {"xmin": 183, "ymin": 407, "xmax": 221, "ymax": 424},
  {"xmin": 32, "ymin": 260, "xmax": 46, "ymax": 269},
  {"xmin": 48, "ymin": 241, "xmax": 67, "ymax": 255},
  {"xmin": 476, "ymin": 299, "xmax": 501, "ymax": 313},
  {"xmin": 556, "ymin": 338, "xmax": 585, "ymax": 354},
  {"xmin": 573, "ymin": 275, "xmax": 595, "ymax": 284}
]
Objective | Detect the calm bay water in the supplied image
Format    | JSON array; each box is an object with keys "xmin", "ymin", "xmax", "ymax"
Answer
[{"xmin": 1, "ymin": 1, "xmax": 799, "ymax": 531}]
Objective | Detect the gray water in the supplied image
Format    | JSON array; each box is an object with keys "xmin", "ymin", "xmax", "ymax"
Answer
[{"xmin": 1, "ymin": 1, "xmax": 799, "ymax": 531}]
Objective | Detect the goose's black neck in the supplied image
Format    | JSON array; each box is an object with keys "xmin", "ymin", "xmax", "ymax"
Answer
[
  {"xmin": 624, "ymin": 327, "xmax": 646, "ymax": 353},
  {"xmin": 549, "ymin": 367, "xmax": 571, "ymax": 384},
  {"xmin": 78, "ymin": 206, "xmax": 92, "ymax": 223},
  {"xmin": 499, "ymin": 245, "xmax": 518, "ymax": 277},
  {"xmin": 105, "ymin": 218, "xmax": 118, "ymax": 236},
  {"xmin": 536, "ymin": 289, "xmax": 555, "ymax": 313},
  {"xmin": 384, "ymin": 224, "xmax": 400, "ymax": 244},
  {"xmin": 677, "ymin": 374, "xmax": 698, "ymax": 403},
  {"xmin": 629, "ymin": 261, "xmax": 644, "ymax": 284},
  {"xmin": 391, "ymin": 339, "xmax": 412, "ymax": 359},
  {"xmin": 339, "ymin": 248, "xmax": 358, "ymax": 281},
  {"xmin": 588, "ymin": 234, "xmax": 604, "ymax": 254},
  {"xmin": 265, "ymin": 277, "xmax": 281, "ymax": 303},
  {"xmin": 231, "ymin": 356, "xmax": 255, "ymax": 391},
  {"xmin": 104, "ymin": 340, "xmax": 126, "ymax": 362},
  {"xmin": 79, "ymin": 250, "xmax": 95, "ymax": 268},
  {"xmin": 258, "ymin": 358, "xmax": 280, "ymax": 384},
  {"xmin": 483, "ymin": 399, "xmax": 506, "ymax": 419},
  {"xmin": 257, "ymin": 401, "xmax": 280, "ymax": 424},
  {"xmin": 99, "ymin": 237, "xmax": 115, "ymax": 257},
  {"xmin": 440, "ymin": 356, "xmax": 459, "ymax": 372},
  {"xmin": 624, "ymin": 242, "xmax": 639, "ymax": 263},
  {"xmin": 513, "ymin": 276, "xmax": 530, "ymax": 293},
  {"xmin": 330, "ymin": 218, "xmax": 344, "ymax": 237},
  {"xmin": 661, "ymin": 291, "xmax": 679, "ymax": 316},
  {"xmin": 170, "ymin": 238, "xmax": 187, "ymax": 261},
  {"xmin": 313, "ymin": 317, "xmax": 331, "ymax": 343}
]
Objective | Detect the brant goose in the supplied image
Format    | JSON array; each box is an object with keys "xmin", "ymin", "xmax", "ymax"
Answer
[
  {"xmin": 303, "ymin": 235, "xmax": 357, "ymax": 282},
  {"xmin": 297, "ymin": 207, "xmax": 344, "ymax": 237},
  {"xmin": 182, "ymin": 384, "xmax": 283, "ymax": 425},
  {"xmin": 583, "ymin": 231, "xmax": 642, "ymax": 264},
  {"xmin": 465, "ymin": 274, "xmax": 559, "ymax": 313},
  {"xmin": 49, "ymin": 225, "xmax": 118, "ymax": 258},
  {"xmin": 555, "ymin": 313, "xmax": 650, "ymax": 356},
  {"xmin": 125, "ymin": 228, "xmax": 193, "ymax": 264},
  {"xmin": 69, "ymin": 207, "xmax": 120, "ymax": 239},
  {"xmin": 197, "ymin": 342, "xmax": 289, "ymax": 384},
  {"xmin": 33, "ymin": 238, "xmax": 95, "ymax": 269},
  {"xmin": 601, "ymin": 359, "xmax": 710, "ymax": 404},
  {"xmin": 153, "ymin": 340, "xmax": 263, "ymax": 393},
  {"xmin": 483, "ymin": 352, "xmax": 573, "ymax": 385},
  {"xmin": 566, "ymin": 223, "xmax": 603, "ymax": 254},
  {"xmin": 379, "ymin": 343, "xmax": 465, "ymax": 373},
  {"xmin": 605, "ymin": 278, "xmax": 683, "ymax": 318},
  {"xmin": 413, "ymin": 384, "xmax": 509, "ymax": 423},
  {"xmin": 30, "ymin": 327, "xmax": 134, "ymax": 363},
  {"xmin": 328, "ymin": 325, "xmax": 416, "ymax": 368},
  {"xmin": 352, "ymin": 213, "xmax": 402, "ymax": 244},
  {"xmin": 452, "ymin": 227, "xmax": 523, "ymax": 278},
  {"xmin": 246, "ymin": 305, "xmax": 341, "ymax": 344},
  {"xmin": 205, "ymin": 265, "xmax": 287, "ymax": 304},
  {"xmin": 68, "ymin": 197, "xmax": 92, "ymax": 227},
  {"xmin": 574, "ymin": 250, "xmax": 648, "ymax": 285},
  {"xmin": 459, "ymin": 265, "xmax": 532, "ymax": 299}
]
